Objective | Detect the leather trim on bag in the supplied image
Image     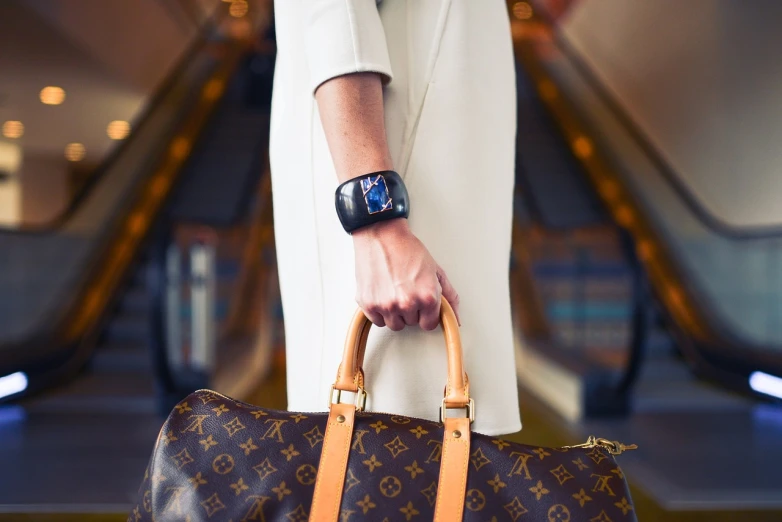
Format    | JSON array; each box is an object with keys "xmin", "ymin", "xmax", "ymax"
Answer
[
  {"xmin": 433, "ymin": 416, "xmax": 471, "ymax": 522},
  {"xmin": 309, "ymin": 402, "xmax": 356, "ymax": 521}
]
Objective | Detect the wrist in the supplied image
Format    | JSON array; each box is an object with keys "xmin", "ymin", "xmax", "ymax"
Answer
[
  {"xmin": 352, "ymin": 218, "xmax": 410, "ymax": 242},
  {"xmin": 335, "ymin": 170, "xmax": 410, "ymax": 234}
]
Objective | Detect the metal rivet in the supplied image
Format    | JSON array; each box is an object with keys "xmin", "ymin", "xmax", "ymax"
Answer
[
  {"xmin": 453, "ymin": 430, "xmax": 462, "ymax": 438},
  {"xmin": 336, "ymin": 415, "xmax": 346, "ymax": 423}
]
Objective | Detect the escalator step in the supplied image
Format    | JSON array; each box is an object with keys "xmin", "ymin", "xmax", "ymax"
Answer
[
  {"xmin": 119, "ymin": 286, "xmax": 149, "ymax": 314},
  {"xmin": 92, "ymin": 341, "xmax": 151, "ymax": 373},
  {"xmin": 104, "ymin": 313, "xmax": 148, "ymax": 344},
  {"xmin": 26, "ymin": 370, "xmax": 156, "ymax": 414}
]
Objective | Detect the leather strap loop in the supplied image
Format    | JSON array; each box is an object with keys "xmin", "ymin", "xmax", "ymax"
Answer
[
  {"xmin": 334, "ymin": 297, "xmax": 470, "ymax": 407},
  {"xmin": 309, "ymin": 403, "xmax": 356, "ymax": 522},
  {"xmin": 434, "ymin": 417, "xmax": 471, "ymax": 522}
]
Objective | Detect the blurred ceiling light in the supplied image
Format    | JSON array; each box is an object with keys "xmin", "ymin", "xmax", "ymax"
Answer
[
  {"xmin": 2, "ymin": 121, "xmax": 24, "ymax": 139},
  {"xmin": 65, "ymin": 143, "xmax": 86, "ymax": 162},
  {"xmin": 40, "ymin": 86, "xmax": 66, "ymax": 105},
  {"xmin": 107, "ymin": 120, "xmax": 131, "ymax": 140},
  {"xmin": 229, "ymin": 0, "xmax": 249, "ymax": 17},
  {"xmin": 513, "ymin": 1, "xmax": 534, "ymax": 20},
  {"xmin": 0, "ymin": 142, "xmax": 22, "ymax": 173}
]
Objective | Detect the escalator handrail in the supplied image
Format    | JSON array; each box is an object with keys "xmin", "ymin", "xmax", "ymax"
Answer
[
  {"xmin": 542, "ymin": 13, "xmax": 782, "ymax": 240},
  {"xmin": 0, "ymin": 6, "xmax": 221, "ymax": 235}
]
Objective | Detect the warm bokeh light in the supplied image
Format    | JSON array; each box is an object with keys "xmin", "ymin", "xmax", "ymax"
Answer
[
  {"xmin": 538, "ymin": 80, "xmax": 558, "ymax": 101},
  {"xmin": 513, "ymin": 1, "xmax": 534, "ymax": 20},
  {"xmin": 637, "ymin": 239, "xmax": 654, "ymax": 261},
  {"xmin": 598, "ymin": 179, "xmax": 619, "ymax": 201},
  {"xmin": 572, "ymin": 136, "xmax": 593, "ymax": 159},
  {"xmin": 170, "ymin": 136, "xmax": 191, "ymax": 161},
  {"xmin": 229, "ymin": 0, "xmax": 249, "ymax": 17},
  {"xmin": 2, "ymin": 121, "xmax": 24, "ymax": 139},
  {"xmin": 65, "ymin": 143, "xmax": 86, "ymax": 162},
  {"xmin": 202, "ymin": 78, "xmax": 225, "ymax": 101},
  {"xmin": 40, "ymin": 86, "xmax": 66, "ymax": 105},
  {"xmin": 615, "ymin": 204, "xmax": 634, "ymax": 226},
  {"xmin": 107, "ymin": 120, "xmax": 131, "ymax": 140}
]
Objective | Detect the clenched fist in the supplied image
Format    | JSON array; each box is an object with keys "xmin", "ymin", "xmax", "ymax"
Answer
[{"xmin": 352, "ymin": 218, "xmax": 461, "ymax": 331}]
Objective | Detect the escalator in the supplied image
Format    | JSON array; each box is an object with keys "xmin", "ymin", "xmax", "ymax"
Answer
[
  {"xmin": 507, "ymin": 4, "xmax": 782, "ymax": 511},
  {"xmin": 511, "ymin": 53, "xmax": 748, "ymax": 420},
  {"xmin": 510, "ymin": 5, "xmax": 782, "ymax": 407},
  {"xmin": 0, "ymin": 8, "xmax": 277, "ymax": 514}
]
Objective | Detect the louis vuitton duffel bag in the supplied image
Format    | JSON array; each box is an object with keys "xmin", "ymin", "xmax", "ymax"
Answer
[{"xmin": 130, "ymin": 298, "xmax": 637, "ymax": 521}]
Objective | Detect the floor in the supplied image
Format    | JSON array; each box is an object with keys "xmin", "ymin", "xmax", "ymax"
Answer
[{"xmin": 2, "ymin": 354, "xmax": 781, "ymax": 521}]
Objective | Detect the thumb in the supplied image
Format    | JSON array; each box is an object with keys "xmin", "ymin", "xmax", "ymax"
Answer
[{"xmin": 437, "ymin": 267, "xmax": 461, "ymax": 326}]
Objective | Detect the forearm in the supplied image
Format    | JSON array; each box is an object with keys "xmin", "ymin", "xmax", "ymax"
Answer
[
  {"xmin": 314, "ymin": 72, "xmax": 393, "ymax": 183},
  {"xmin": 314, "ymin": 73, "xmax": 461, "ymax": 327}
]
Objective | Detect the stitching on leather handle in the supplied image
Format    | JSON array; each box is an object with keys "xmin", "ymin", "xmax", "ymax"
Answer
[
  {"xmin": 311, "ymin": 412, "xmax": 353, "ymax": 521},
  {"xmin": 458, "ymin": 436, "xmax": 469, "ymax": 520},
  {"xmin": 433, "ymin": 434, "xmax": 450, "ymax": 522},
  {"xmin": 327, "ymin": 421, "xmax": 351, "ymax": 522},
  {"xmin": 309, "ymin": 422, "xmax": 331, "ymax": 516}
]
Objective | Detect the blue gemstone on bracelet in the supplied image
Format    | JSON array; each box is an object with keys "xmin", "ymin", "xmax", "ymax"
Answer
[{"xmin": 361, "ymin": 175, "xmax": 393, "ymax": 214}]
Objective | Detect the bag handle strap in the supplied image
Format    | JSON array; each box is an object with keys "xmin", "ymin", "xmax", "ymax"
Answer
[
  {"xmin": 332, "ymin": 296, "xmax": 471, "ymax": 409},
  {"xmin": 311, "ymin": 296, "xmax": 472, "ymax": 522}
]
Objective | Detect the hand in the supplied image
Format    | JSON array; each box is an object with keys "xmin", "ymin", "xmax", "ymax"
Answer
[{"xmin": 352, "ymin": 218, "xmax": 461, "ymax": 331}]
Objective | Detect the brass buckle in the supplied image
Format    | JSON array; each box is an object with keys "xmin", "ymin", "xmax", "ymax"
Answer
[
  {"xmin": 329, "ymin": 385, "xmax": 367, "ymax": 412},
  {"xmin": 440, "ymin": 398, "xmax": 475, "ymax": 423}
]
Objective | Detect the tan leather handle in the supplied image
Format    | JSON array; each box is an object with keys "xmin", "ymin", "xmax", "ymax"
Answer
[{"xmin": 333, "ymin": 297, "xmax": 470, "ymax": 408}]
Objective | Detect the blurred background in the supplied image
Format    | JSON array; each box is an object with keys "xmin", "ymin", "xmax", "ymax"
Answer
[{"xmin": 0, "ymin": 0, "xmax": 780, "ymax": 520}]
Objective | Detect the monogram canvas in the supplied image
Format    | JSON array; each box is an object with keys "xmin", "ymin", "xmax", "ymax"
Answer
[{"xmin": 130, "ymin": 390, "xmax": 636, "ymax": 522}]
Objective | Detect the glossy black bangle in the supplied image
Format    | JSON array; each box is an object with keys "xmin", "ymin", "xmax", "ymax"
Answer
[{"xmin": 335, "ymin": 170, "xmax": 410, "ymax": 234}]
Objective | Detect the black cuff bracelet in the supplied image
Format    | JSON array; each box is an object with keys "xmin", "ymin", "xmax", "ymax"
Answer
[{"xmin": 335, "ymin": 170, "xmax": 410, "ymax": 234}]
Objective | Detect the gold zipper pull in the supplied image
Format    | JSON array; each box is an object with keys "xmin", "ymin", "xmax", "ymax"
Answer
[{"xmin": 564, "ymin": 435, "xmax": 638, "ymax": 455}]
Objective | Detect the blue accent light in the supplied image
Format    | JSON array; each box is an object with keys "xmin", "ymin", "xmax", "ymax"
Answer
[
  {"xmin": 361, "ymin": 175, "xmax": 392, "ymax": 214},
  {"xmin": 749, "ymin": 371, "xmax": 782, "ymax": 399},
  {"xmin": 0, "ymin": 372, "xmax": 28, "ymax": 399}
]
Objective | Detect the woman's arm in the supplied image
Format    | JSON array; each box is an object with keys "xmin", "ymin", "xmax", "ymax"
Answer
[{"xmin": 315, "ymin": 73, "xmax": 460, "ymax": 331}]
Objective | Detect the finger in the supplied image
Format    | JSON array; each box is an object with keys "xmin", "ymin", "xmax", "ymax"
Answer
[
  {"xmin": 419, "ymin": 291, "xmax": 441, "ymax": 331},
  {"xmin": 437, "ymin": 268, "xmax": 461, "ymax": 326},
  {"xmin": 364, "ymin": 309, "xmax": 386, "ymax": 327},
  {"xmin": 358, "ymin": 300, "xmax": 387, "ymax": 327},
  {"xmin": 385, "ymin": 313, "xmax": 405, "ymax": 331},
  {"xmin": 401, "ymin": 304, "xmax": 419, "ymax": 326}
]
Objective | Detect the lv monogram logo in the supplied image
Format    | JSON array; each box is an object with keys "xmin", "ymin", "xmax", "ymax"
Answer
[
  {"xmin": 590, "ymin": 474, "xmax": 616, "ymax": 497},
  {"xmin": 261, "ymin": 419, "xmax": 288, "ymax": 443},
  {"xmin": 181, "ymin": 414, "xmax": 209, "ymax": 435},
  {"xmin": 133, "ymin": 391, "xmax": 636, "ymax": 522},
  {"xmin": 425, "ymin": 440, "xmax": 442, "ymax": 464},
  {"xmin": 352, "ymin": 429, "xmax": 369, "ymax": 455},
  {"xmin": 163, "ymin": 487, "xmax": 186, "ymax": 515},
  {"xmin": 240, "ymin": 495, "xmax": 270, "ymax": 521},
  {"xmin": 508, "ymin": 452, "xmax": 533, "ymax": 479}
]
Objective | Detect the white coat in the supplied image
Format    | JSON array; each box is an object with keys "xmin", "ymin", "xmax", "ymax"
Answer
[{"xmin": 269, "ymin": 0, "xmax": 521, "ymax": 435}]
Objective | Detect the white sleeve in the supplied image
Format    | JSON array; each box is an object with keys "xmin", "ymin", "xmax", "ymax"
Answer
[{"xmin": 303, "ymin": 0, "xmax": 394, "ymax": 94}]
